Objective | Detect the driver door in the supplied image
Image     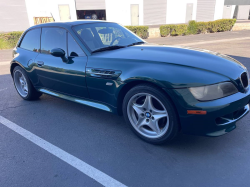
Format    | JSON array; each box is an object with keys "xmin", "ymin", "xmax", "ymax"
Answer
[{"xmin": 35, "ymin": 27, "xmax": 89, "ymax": 99}]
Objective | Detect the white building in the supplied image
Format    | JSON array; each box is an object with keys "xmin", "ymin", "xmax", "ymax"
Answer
[{"xmin": 0, "ymin": 0, "xmax": 250, "ymax": 32}]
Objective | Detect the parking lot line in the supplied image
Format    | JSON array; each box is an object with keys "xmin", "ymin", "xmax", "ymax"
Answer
[
  {"xmin": 176, "ymin": 37, "xmax": 250, "ymax": 46},
  {"xmin": 0, "ymin": 115, "xmax": 127, "ymax": 187}
]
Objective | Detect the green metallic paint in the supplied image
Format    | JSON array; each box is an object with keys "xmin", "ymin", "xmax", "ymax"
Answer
[
  {"xmin": 34, "ymin": 54, "xmax": 89, "ymax": 98},
  {"xmin": 39, "ymin": 88, "xmax": 111, "ymax": 112},
  {"xmin": 11, "ymin": 21, "xmax": 250, "ymax": 137},
  {"xmin": 163, "ymin": 87, "xmax": 250, "ymax": 136}
]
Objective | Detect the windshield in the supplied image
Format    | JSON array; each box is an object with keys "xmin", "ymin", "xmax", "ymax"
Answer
[{"xmin": 73, "ymin": 22, "xmax": 144, "ymax": 52}]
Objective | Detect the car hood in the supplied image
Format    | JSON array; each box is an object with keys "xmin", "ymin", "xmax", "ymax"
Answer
[{"xmin": 92, "ymin": 44, "xmax": 247, "ymax": 80}]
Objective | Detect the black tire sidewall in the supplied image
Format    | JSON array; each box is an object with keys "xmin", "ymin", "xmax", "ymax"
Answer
[
  {"xmin": 13, "ymin": 66, "xmax": 40, "ymax": 100},
  {"xmin": 123, "ymin": 84, "xmax": 179, "ymax": 144}
]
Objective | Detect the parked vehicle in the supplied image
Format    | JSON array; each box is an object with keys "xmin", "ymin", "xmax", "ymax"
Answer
[{"xmin": 11, "ymin": 21, "xmax": 250, "ymax": 144}]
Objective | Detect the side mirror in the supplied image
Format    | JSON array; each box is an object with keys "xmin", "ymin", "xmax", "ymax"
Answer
[{"xmin": 51, "ymin": 48, "xmax": 65, "ymax": 57}]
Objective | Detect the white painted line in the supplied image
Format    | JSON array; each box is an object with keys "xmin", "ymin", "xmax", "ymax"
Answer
[
  {"xmin": 0, "ymin": 88, "xmax": 7, "ymax": 92},
  {"xmin": 176, "ymin": 37, "xmax": 250, "ymax": 46},
  {"xmin": 0, "ymin": 116, "xmax": 127, "ymax": 187}
]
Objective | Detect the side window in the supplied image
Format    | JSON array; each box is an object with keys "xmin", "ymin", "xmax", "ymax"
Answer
[
  {"xmin": 68, "ymin": 33, "xmax": 86, "ymax": 57},
  {"xmin": 41, "ymin": 27, "xmax": 67, "ymax": 54},
  {"xmin": 19, "ymin": 28, "xmax": 40, "ymax": 52}
]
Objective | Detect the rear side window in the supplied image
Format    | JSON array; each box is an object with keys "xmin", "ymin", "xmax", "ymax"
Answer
[
  {"xmin": 20, "ymin": 28, "xmax": 40, "ymax": 52},
  {"xmin": 68, "ymin": 33, "xmax": 85, "ymax": 57},
  {"xmin": 41, "ymin": 27, "xmax": 67, "ymax": 54}
]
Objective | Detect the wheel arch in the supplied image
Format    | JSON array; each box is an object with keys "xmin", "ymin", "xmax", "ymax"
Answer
[
  {"xmin": 10, "ymin": 62, "xmax": 21, "ymax": 77},
  {"xmin": 116, "ymin": 80, "xmax": 180, "ymax": 123},
  {"xmin": 10, "ymin": 62, "xmax": 35, "ymax": 88}
]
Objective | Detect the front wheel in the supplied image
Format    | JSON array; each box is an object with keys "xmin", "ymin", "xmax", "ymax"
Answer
[{"xmin": 123, "ymin": 84, "xmax": 179, "ymax": 144}]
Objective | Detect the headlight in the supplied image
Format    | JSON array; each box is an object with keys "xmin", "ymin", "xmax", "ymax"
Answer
[{"xmin": 189, "ymin": 82, "xmax": 238, "ymax": 101}]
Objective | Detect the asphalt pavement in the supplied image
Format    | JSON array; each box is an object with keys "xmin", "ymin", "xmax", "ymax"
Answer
[{"xmin": 1, "ymin": 30, "xmax": 250, "ymax": 187}]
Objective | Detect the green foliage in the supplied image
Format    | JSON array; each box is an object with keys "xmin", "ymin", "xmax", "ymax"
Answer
[
  {"xmin": 217, "ymin": 19, "xmax": 236, "ymax": 32},
  {"xmin": 207, "ymin": 21, "xmax": 219, "ymax": 33},
  {"xmin": 159, "ymin": 19, "xmax": 236, "ymax": 37},
  {"xmin": 160, "ymin": 25, "xmax": 173, "ymax": 37},
  {"xmin": 196, "ymin": 22, "xmax": 208, "ymax": 34},
  {"xmin": 207, "ymin": 19, "xmax": 236, "ymax": 33},
  {"xmin": 187, "ymin": 20, "xmax": 198, "ymax": 35},
  {"xmin": 171, "ymin": 24, "xmax": 188, "ymax": 36},
  {"xmin": 160, "ymin": 24, "xmax": 188, "ymax": 37},
  {"xmin": 0, "ymin": 31, "xmax": 23, "ymax": 49},
  {"xmin": 125, "ymin": 26, "xmax": 149, "ymax": 39}
]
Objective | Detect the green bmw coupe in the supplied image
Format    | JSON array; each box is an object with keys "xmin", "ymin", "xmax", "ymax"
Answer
[{"xmin": 11, "ymin": 21, "xmax": 250, "ymax": 144}]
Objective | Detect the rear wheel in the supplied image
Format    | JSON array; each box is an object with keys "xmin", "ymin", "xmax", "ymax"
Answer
[
  {"xmin": 123, "ymin": 84, "xmax": 179, "ymax": 144},
  {"xmin": 13, "ymin": 66, "xmax": 42, "ymax": 100}
]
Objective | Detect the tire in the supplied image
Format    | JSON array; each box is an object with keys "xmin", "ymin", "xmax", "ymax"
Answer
[
  {"xmin": 123, "ymin": 84, "xmax": 179, "ymax": 144},
  {"xmin": 13, "ymin": 66, "xmax": 42, "ymax": 100}
]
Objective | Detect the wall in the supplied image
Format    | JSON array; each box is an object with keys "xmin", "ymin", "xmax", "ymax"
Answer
[
  {"xmin": 214, "ymin": 0, "xmax": 224, "ymax": 20},
  {"xmin": 231, "ymin": 5, "xmax": 236, "ymax": 18},
  {"xmin": 166, "ymin": 0, "xmax": 197, "ymax": 24},
  {"xmin": 105, "ymin": 0, "xmax": 143, "ymax": 26},
  {"xmin": 25, "ymin": 0, "xmax": 77, "ymax": 27},
  {"xmin": 0, "ymin": 0, "xmax": 30, "ymax": 32}
]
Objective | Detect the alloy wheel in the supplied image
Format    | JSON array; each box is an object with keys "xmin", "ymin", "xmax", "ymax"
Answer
[
  {"xmin": 14, "ymin": 70, "xmax": 28, "ymax": 97},
  {"xmin": 127, "ymin": 93, "xmax": 169, "ymax": 139}
]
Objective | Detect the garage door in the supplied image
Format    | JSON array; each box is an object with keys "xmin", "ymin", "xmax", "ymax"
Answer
[
  {"xmin": 144, "ymin": 0, "xmax": 167, "ymax": 25},
  {"xmin": 237, "ymin": 5, "xmax": 250, "ymax": 19},
  {"xmin": 75, "ymin": 0, "xmax": 106, "ymax": 10},
  {"xmin": 196, "ymin": 0, "xmax": 216, "ymax": 22}
]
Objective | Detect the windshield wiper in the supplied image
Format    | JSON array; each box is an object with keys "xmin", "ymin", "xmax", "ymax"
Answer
[
  {"xmin": 127, "ymin": 41, "xmax": 145, "ymax": 47},
  {"xmin": 92, "ymin": 45, "xmax": 126, "ymax": 53}
]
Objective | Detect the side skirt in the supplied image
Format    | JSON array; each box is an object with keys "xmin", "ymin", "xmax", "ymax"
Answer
[{"xmin": 39, "ymin": 88, "xmax": 112, "ymax": 112}]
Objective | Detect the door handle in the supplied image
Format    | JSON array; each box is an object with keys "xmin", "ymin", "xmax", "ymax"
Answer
[{"xmin": 37, "ymin": 61, "xmax": 44, "ymax": 66}]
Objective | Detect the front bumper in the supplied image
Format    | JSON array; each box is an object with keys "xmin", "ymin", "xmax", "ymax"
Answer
[{"xmin": 164, "ymin": 87, "xmax": 250, "ymax": 136}]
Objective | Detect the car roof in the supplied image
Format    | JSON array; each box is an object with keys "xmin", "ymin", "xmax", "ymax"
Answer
[{"xmin": 29, "ymin": 20, "xmax": 112, "ymax": 30}]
